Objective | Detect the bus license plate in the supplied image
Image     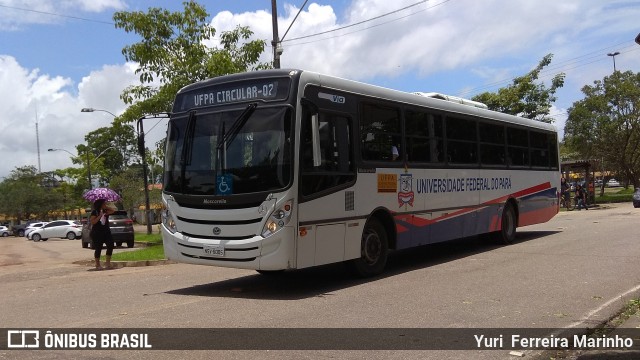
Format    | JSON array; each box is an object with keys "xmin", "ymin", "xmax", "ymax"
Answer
[{"xmin": 203, "ymin": 244, "xmax": 224, "ymax": 257}]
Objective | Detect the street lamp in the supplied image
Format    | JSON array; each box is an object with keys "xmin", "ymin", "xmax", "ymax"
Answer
[
  {"xmin": 48, "ymin": 148, "xmax": 91, "ymax": 187},
  {"xmin": 48, "ymin": 146, "xmax": 115, "ymax": 189},
  {"xmin": 87, "ymin": 146, "xmax": 116, "ymax": 188},
  {"xmin": 81, "ymin": 107, "xmax": 117, "ymax": 118},
  {"xmin": 80, "ymin": 108, "xmax": 117, "ymax": 189},
  {"xmin": 47, "ymin": 148, "xmax": 74, "ymax": 157},
  {"xmin": 607, "ymin": 51, "xmax": 620, "ymax": 72}
]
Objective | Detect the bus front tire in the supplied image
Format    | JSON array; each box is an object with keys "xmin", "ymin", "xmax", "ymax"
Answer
[{"xmin": 350, "ymin": 218, "xmax": 388, "ymax": 277}]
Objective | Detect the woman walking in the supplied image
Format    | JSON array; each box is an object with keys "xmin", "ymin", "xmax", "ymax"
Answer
[{"xmin": 90, "ymin": 199, "xmax": 116, "ymax": 270}]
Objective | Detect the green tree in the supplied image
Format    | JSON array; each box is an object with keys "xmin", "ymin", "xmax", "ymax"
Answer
[
  {"xmin": 79, "ymin": 123, "xmax": 138, "ymax": 185},
  {"xmin": 112, "ymin": 0, "xmax": 270, "ymax": 124},
  {"xmin": 0, "ymin": 166, "xmax": 58, "ymax": 221},
  {"xmin": 564, "ymin": 71, "xmax": 640, "ymax": 188},
  {"xmin": 472, "ymin": 54, "xmax": 565, "ymax": 123},
  {"xmin": 110, "ymin": 165, "xmax": 163, "ymax": 219},
  {"xmin": 111, "ymin": 2, "xmax": 270, "ymax": 213}
]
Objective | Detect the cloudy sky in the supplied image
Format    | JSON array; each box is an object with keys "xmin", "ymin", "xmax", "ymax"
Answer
[{"xmin": 1, "ymin": 0, "xmax": 639, "ymax": 180}]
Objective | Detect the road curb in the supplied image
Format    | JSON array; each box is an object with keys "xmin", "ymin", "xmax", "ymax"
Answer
[{"xmin": 73, "ymin": 259, "xmax": 175, "ymax": 268}]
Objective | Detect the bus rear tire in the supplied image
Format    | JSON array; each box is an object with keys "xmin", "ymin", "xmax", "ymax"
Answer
[
  {"xmin": 497, "ymin": 203, "xmax": 517, "ymax": 244},
  {"xmin": 350, "ymin": 218, "xmax": 388, "ymax": 277}
]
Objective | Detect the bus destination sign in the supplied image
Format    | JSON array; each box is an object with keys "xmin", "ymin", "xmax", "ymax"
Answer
[{"xmin": 174, "ymin": 78, "xmax": 290, "ymax": 112}]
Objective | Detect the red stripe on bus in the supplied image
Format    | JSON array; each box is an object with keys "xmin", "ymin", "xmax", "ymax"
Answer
[
  {"xmin": 518, "ymin": 205, "xmax": 558, "ymax": 227},
  {"xmin": 410, "ymin": 216, "xmax": 436, "ymax": 227},
  {"xmin": 490, "ymin": 215, "xmax": 500, "ymax": 232},
  {"xmin": 396, "ymin": 224, "xmax": 409, "ymax": 233},
  {"xmin": 484, "ymin": 182, "xmax": 552, "ymax": 205},
  {"xmin": 403, "ymin": 181, "xmax": 554, "ymax": 228}
]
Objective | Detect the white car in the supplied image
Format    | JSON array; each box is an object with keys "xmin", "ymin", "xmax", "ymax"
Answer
[
  {"xmin": 24, "ymin": 222, "xmax": 48, "ymax": 238},
  {"xmin": 28, "ymin": 220, "xmax": 82, "ymax": 241},
  {"xmin": 607, "ymin": 179, "xmax": 621, "ymax": 187},
  {"xmin": 0, "ymin": 226, "xmax": 11, "ymax": 237}
]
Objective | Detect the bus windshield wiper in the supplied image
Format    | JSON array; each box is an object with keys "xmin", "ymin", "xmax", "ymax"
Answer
[
  {"xmin": 180, "ymin": 111, "xmax": 197, "ymax": 190},
  {"xmin": 216, "ymin": 102, "xmax": 257, "ymax": 151}
]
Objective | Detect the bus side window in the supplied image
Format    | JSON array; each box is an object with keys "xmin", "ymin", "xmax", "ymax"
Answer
[
  {"xmin": 301, "ymin": 112, "xmax": 355, "ymax": 197},
  {"xmin": 405, "ymin": 109, "xmax": 443, "ymax": 164},
  {"xmin": 360, "ymin": 103, "xmax": 401, "ymax": 162}
]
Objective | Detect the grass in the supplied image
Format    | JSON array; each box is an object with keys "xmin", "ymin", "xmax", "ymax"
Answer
[
  {"xmin": 109, "ymin": 244, "xmax": 165, "ymax": 261},
  {"xmin": 594, "ymin": 187, "xmax": 634, "ymax": 203},
  {"xmin": 612, "ymin": 298, "xmax": 640, "ymax": 327},
  {"xmin": 106, "ymin": 231, "xmax": 165, "ymax": 261},
  {"xmin": 133, "ymin": 232, "xmax": 163, "ymax": 245}
]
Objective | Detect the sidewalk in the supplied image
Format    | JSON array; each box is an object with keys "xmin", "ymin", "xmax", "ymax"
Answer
[{"xmin": 572, "ymin": 307, "xmax": 640, "ymax": 359}]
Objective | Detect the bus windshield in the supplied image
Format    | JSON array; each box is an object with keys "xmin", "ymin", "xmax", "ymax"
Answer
[{"xmin": 164, "ymin": 106, "xmax": 293, "ymax": 196}]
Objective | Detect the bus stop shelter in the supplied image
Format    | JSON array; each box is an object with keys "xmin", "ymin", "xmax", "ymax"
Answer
[{"xmin": 560, "ymin": 160, "xmax": 598, "ymax": 204}]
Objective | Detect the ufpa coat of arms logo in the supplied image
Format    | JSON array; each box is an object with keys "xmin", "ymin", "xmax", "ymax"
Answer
[{"xmin": 398, "ymin": 173, "xmax": 414, "ymax": 207}]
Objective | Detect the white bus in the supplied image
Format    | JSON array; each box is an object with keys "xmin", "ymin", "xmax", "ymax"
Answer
[{"xmin": 161, "ymin": 69, "xmax": 560, "ymax": 276}]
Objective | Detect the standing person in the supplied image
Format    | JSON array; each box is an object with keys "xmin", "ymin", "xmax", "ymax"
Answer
[
  {"xmin": 575, "ymin": 184, "xmax": 589, "ymax": 211},
  {"xmin": 90, "ymin": 199, "xmax": 116, "ymax": 270},
  {"xmin": 561, "ymin": 178, "xmax": 570, "ymax": 205}
]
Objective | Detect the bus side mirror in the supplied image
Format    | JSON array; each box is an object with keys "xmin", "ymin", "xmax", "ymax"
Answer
[
  {"xmin": 137, "ymin": 132, "xmax": 145, "ymax": 157},
  {"xmin": 311, "ymin": 114, "xmax": 322, "ymax": 167}
]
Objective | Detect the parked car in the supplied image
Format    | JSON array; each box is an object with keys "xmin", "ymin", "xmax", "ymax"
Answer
[
  {"xmin": 81, "ymin": 211, "xmax": 134, "ymax": 248},
  {"xmin": 12, "ymin": 220, "xmax": 43, "ymax": 237},
  {"xmin": 24, "ymin": 222, "xmax": 48, "ymax": 238},
  {"xmin": 0, "ymin": 226, "xmax": 11, "ymax": 237},
  {"xmin": 28, "ymin": 220, "xmax": 82, "ymax": 241},
  {"xmin": 607, "ymin": 179, "xmax": 621, "ymax": 187},
  {"xmin": 633, "ymin": 188, "xmax": 640, "ymax": 208}
]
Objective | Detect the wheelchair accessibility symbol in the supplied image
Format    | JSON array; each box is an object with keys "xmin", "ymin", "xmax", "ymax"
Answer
[{"xmin": 216, "ymin": 174, "xmax": 233, "ymax": 195}]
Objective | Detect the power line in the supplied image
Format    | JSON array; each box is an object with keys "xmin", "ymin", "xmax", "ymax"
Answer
[
  {"xmin": 281, "ymin": 0, "xmax": 449, "ymax": 44},
  {"xmin": 279, "ymin": 0, "xmax": 451, "ymax": 48},
  {"xmin": 456, "ymin": 43, "xmax": 640, "ymax": 98},
  {"xmin": 0, "ymin": 4, "xmax": 114, "ymax": 25}
]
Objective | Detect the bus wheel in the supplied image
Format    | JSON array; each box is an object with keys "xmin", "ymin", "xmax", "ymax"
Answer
[
  {"xmin": 497, "ymin": 203, "xmax": 517, "ymax": 244},
  {"xmin": 351, "ymin": 218, "xmax": 388, "ymax": 277}
]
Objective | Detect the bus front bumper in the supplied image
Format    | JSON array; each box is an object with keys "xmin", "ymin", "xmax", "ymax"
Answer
[{"xmin": 161, "ymin": 225, "xmax": 294, "ymax": 271}]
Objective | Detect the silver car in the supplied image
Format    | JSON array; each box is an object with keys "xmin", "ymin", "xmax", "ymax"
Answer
[
  {"xmin": 28, "ymin": 220, "xmax": 82, "ymax": 241},
  {"xmin": 0, "ymin": 226, "xmax": 11, "ymax": 237},
  {"xmin": 24, "ymin": 222, "xmax": 48, "ymax": 238}
]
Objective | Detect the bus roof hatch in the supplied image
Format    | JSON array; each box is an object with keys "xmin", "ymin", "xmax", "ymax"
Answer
[{"xmin": 413, "ymin": 92, "xmax": 488, "ymax": 109}]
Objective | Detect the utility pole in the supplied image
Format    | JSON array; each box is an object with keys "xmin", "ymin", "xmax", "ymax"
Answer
[
  {"xmin": 86, "ymin": 150, "xmax": 92, "ymax": 189},
  {"xmin": 271, "ymin": 0, "xmax": 281, "ymax": 69},
  {"xmin": 137, "ymin": 118, "xmax": 153, "ymax": 235}
]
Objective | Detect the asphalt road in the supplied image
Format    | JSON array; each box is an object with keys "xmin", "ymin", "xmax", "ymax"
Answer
[{"xmin": 1, "ymin": 203, "xmax": 639, "ymax": 359}]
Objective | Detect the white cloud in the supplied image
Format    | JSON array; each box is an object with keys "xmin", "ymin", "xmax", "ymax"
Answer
[
  {"xmin": 2, "ymin": 0, "xmax": 639, "ymax": 179},
  {"xmin": 0, "ymin": 0, "xmax": 126, "ymax": 30},
  {"xmin": 207, "ymin": 0, "xmax": 639, "ymax": 89},
  {"xmin": 0, "ymin": 57, "xmax": 138, "ymax": 177}
]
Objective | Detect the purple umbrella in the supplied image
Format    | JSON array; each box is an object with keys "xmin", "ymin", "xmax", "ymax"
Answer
[{"xmin": 83, "ymin": 187, "xmax": 121, "ymax": 202}]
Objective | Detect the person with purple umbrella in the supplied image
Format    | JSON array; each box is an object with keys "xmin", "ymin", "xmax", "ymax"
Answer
[{"xmin": 89, "ymin": 199, "xmax": 116, "ymax": 270}]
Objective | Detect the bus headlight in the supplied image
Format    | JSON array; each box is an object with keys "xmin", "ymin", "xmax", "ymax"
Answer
[
  {"xmin": 162, "ymin": 208, "xmax": 177, "ymax": 233},
  {"xmin": 261, "ymin": 199, "xmax": 293, "ymax": 237}
]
